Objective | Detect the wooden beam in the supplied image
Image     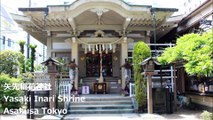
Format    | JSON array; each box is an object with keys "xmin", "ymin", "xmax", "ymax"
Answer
[
  {"xmin": 128, "ymin": 26, "xmax": 153, "ymax": 31},
  {"xmin": 45, "ymin": 26, "xmax": 71, "ymax": 31},
  {"xmin": 67, "ymin": 18, "xmax": 76, "ymax": 34},
  {"xmin": 77, "ymin": 25, "xmax": 122, "ymax": 31},
  {"xmin": 11, "ymin": 14, "xmax": 31, "ymax": 22},
  {"xmin": 123, "ymin": 18, "xmax": 131, "ymax": 32}
]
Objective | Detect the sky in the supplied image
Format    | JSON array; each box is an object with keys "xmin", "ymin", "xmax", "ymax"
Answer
[{"xmin": 1, "ymin": 0, "xmax": 185, "ymax": 15}]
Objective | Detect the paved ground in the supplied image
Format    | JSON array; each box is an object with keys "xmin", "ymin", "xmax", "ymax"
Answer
[{"xmin": 0, "ymin": 109, "xmax": 202, "ymax": 120}]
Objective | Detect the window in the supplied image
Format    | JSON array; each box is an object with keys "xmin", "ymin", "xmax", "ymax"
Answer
[
  {"xmin": 184, "ymin": 2, "xmax": 187, "ymax": 7},
  {"xmin": 2, "ymin": 36, "xmax": 5, "ymax": 45},
  {"xmin": 8, "ymin": 38, "xmax": 11, "ymax": 47}
]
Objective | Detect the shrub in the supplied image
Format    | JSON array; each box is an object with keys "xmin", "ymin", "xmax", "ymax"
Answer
[
  {"xmin": 133, "ymin": 41, "xmax": 151, "ymax": 107},
  {"xmin": 0, "ymin": 50, "xmax": 24, "ymax": 77},
  {"xmin": 200, "ymin": 111, "xmax": 213, "ymax": 120},
  {"xmin": 158, "ymin": 31, "xmax": 213, "ymax": 76},
  {"xmin": 0, "ymin": 74, "xmax": 22, "ymax": 113}
]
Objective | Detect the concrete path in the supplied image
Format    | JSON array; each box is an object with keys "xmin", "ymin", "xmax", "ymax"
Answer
[{"xmin": 0, "ymin": 109, "xmax": 202, "ymax": 120}]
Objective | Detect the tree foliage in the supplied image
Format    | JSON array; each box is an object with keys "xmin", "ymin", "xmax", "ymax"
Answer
[
  {"xmin": 0, "ymin": 50, "xmax": 24, "ymax": 77},
  {"xmin": 133, "ymin": 41, "xmax": 151, "ymax": 107},
  {"xmin": 18, "ymin": 40, "xmax": 26, "ymax": 54},
  {"xmin": 18, "ymin": 40, "xmax": 26, "ymax": 73},
  {"xmin": 158, "ymin": 31, "xmax": 213, "ymax": 76},
  {"xmin": 29, "ymin": 44, "xmax": 37, "ymax": 72},
  {"xmin": 0, "ymin": 74, "xmax": 22, "ymax": 112}
]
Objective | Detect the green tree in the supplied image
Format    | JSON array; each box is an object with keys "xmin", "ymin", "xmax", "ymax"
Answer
[
  {"xmin": 18, "ymin": 40, "xmax": 26, "ymax": 73},
  {"xmin": 133, "ymin": 41, "xmax": 151, "ymax": 107},
  {"xmin": 29, "ymin": 44, "xmax": 37, "ymax": 72},
  {"xmin": 18, "ymin": 40, "xmax": 26, "ymax": 54},
  {"xmin": 0, "ymin": 74, "xmax": 22, "ymax": 112},
  {"xmin": 158, "ymin": 31, "xmax": 213, "ymax": 76},
  {"xmin": 0, "ymin": 50, "xmax": 24, "ymax": 77},
  {"xmin": 25, "ymin": 58, "xmax": 31, "ymax": 72}
]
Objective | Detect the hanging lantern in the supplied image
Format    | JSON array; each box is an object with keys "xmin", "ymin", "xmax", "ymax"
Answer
[
  {"xmin": 92, "ymin": 45, "xmax": 95, "ymax": 54},
  {"xmin": 113, "ymin": 44, "xmax": 116, "ymax": 53},
  {"xmin": 106, "ymin": 44, "xmax": 108, "ymax": 54},
  {"xmin": 96, "ymin": 44, "xmax": 98, "ymax": 51},
  {"xmin": 102, "ymin": 44, "xmax": 105, "ymax": 51},
  {"xmin": 88, "ymin": 44, "xmax": 91, "ymax": 51},
  {"xmin": 109, "ymin": 44, "xmax": 112, "ymax": 50},
  {"xmin": 84, "ymin": 44, "xmax": 88, "ymax": 54},
  {"xmin": 99, "ymin": 44, "xmax": 102, "ymax": 54}
]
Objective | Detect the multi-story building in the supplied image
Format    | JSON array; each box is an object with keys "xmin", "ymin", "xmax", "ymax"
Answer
[
  {"xmin": 182, "ymin": 0, "xmax": 208, "ymax": 16},
  {"xmin": 0, "ymin": 4, "xmax": 46, "ymax": 70}
]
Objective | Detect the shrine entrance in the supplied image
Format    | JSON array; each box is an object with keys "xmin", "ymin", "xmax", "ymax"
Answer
[{"xmin": 86, "ymin": 52, "xmax": 112, "ymax": 77}]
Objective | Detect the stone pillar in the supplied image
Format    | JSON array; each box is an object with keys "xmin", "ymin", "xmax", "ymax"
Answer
[
  {"xmin": 147, "ymin": 72, "xmax": 153, "ymax": 113},
  {"xmin": 46, "ymin": 37, "xmax": 52, "ymax": 58},
  {"xmin": 49, "ymin": 73, "xmax": 56, "ymax": 109},
  {"xmin": 71, "ymin": 37, "xmax": 79, "ymax": 89},
  {"xmin": 173, "ymin": 65, "xmax": 177, "ymax": 111},
  {"xmin": 121, "ymin": 39, "xmax": 128, "ymax": 89}
]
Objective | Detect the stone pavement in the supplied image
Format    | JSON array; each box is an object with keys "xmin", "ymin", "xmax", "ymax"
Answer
[{"xmin": 0, "ymin": 109, "xmax": 202, "ymax": 120}]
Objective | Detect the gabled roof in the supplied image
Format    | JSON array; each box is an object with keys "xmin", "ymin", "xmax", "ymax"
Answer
[
  {"xmin": 140, "ymin": 57, "xmax": 161, "ymax": 66},
  {"xmin": 11, "ymin": 0, "xmax": 178, "ymax": 44},
  {"xmin": 41, "ymin": 57, "xmax": 62, "ymax": 66}
]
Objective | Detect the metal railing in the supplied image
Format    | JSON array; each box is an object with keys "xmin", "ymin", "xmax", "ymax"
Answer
[
  {"xmin": 58, "ymin": 79, "xmax": 71, "ymax": 109},
  {"xmin": 31, "ymin": 72, "xmax": 71, "ymax": 109},
  {"xmin": 129, "ymin": 83, "xmax": 135, "ymax": 97}
]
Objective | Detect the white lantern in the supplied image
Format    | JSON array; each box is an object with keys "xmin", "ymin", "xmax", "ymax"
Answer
[
  {"xmin": 96, "ymin": 44, "xmax": 98, "ymax": 51},
  {"xmin": 109, "ymin": 44, "xmax": 112, "ymax": 50},
  {"xmin": 102, "ymin": 44, "xmax": 105, "ymax": 51},
  {"xmin": 92, "ymin": 45, "xmax": 95, "ymax": 54},
  {"xmin": 88, "ymin": 44, "xmax": 91, "ymax": 51},
  {"xmin": 106, "ymin": 44, "xmax": 108, "ymax": 54},
  {"xmin": 84, "ymin": 44, "xmax": 88, "ymax": 54},
  {"xmin": 113, "ymin": 44, "xmax": 116, "ymax": 53}
]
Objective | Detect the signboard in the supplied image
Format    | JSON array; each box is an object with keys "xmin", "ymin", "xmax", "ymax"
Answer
[{"xmin": 82, "ymin": 86, "xmax": 90, "ymax": 94}]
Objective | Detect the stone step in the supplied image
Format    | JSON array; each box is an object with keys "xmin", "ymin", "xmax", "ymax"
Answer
[
  {"xmin": 70, "ymin": 104, "xmax": 132, "ymax": 108},
  {"xmin": 81, "ymin": 96, "xmax": 132, "ymax": 101},
  {"xmin": 68, "ymin": 108, "xmax": 134, "ymax": 114},
  {"xmin": 68, "ymin": 95, "xmax": 135, "ymax": 114},
  {"xmin": 64, "ymin": 113, "xmax": 139, "ymax": 119},
  {"xmin": 70, "ymin": 104, "xmax": 132, "ymax": 110},
  {"xmin": 71, "ymin": 100, "xmax": 132, "ymax": 105}
]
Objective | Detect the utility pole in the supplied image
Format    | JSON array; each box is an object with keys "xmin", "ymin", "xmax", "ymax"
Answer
[
  {"xmin": 26, "ymin": 2, "xmax": 31, "ymax": 120},
  {"xmin": 151, "ymin": 8, "xmax": 157, "ymax": 56},
  {"xmin": 26, "ymin": 0, "xmax": 31, "ymax": 58},
  {"xmin": 0, "ymin": 0, "xmax": 2, "ymax": 51}
]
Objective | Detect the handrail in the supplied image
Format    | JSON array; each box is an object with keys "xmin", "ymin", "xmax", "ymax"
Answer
[{"xmin": 129, "ymin": 83, "xmax": 135, "ymax": 97}]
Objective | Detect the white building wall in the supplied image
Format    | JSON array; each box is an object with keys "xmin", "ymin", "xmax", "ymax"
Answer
[
  {"xmin": 0, "ymin": 4, "xmax": 46, "ymax": 70},
  {"xmin": 182, "ymin": 0, "xmax": 208, "ymax": 16}
]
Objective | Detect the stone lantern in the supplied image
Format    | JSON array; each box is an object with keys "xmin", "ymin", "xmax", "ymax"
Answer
[
  {"xmin": 140, "ymin": 57, "xmax": 160, "ymax": 113},
  {"xmin": 141, "ymin": 57, "xmax": 160, "ymax": 73},
  {"xmin": 41, "ymin": 57, "xmax": 62, "ymax": 73},
  {"xmin": 41, "ymin": 57, "xmax": 62, "ymax": 109}
]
